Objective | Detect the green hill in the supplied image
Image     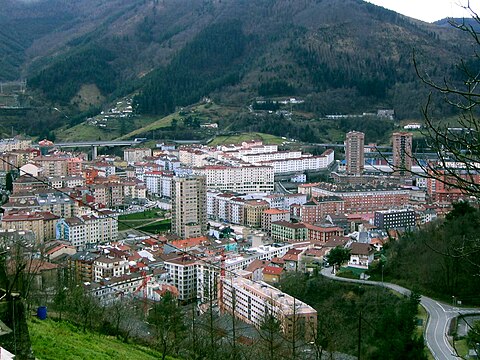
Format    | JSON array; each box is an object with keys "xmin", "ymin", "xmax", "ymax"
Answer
[{"xmin": 28, "ymin": 318, "xmax": 174, "ymax": 360}]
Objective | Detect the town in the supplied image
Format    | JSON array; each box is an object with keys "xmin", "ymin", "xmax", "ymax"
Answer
[{"xmin": 0, "ymin": 129, "xmax": 472, "ymax": 352}]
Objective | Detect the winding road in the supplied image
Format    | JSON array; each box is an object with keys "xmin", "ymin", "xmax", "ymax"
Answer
[{"xmin": 321, "ymin": 267, "xmax": 479, "ymax": 360}]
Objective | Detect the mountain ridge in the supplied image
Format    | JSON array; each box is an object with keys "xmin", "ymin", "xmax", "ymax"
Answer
[{"xmin": 0, "ymin": 0, "xmax": 475, "ymax": 138}]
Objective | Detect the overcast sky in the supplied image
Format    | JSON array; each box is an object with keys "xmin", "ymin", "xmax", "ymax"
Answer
[{"xmin": 365, "ymin": 0, "xmax": 478, "ymax": 22}]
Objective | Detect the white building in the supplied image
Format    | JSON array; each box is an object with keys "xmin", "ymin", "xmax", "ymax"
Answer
[
  {"xmin": 93, "ymin": 256, "xmax": 129, "ymax": 282},
  {"xmin": 259, "ymin": 149, "xmax": 334, "ymax": 174},
  {"xmin": 124, "ymin": 148, "xmax": 152, "ymax": 164},
  {"xmin": 144, "ymin": 171, "xmax": 173, "ymax": 198},
  {"xmin": 194, "ymin": 165, "xmax": 274, "ymax": 193},
  {"xmin": 56, "ymin": 210, "xmax": 118, "ymax": 249},
  {"xmin": 220, "ymin": 275, "xmax": 317, "ymax": 340}
]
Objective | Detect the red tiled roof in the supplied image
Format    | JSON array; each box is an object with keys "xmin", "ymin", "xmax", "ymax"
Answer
[{"xmin": 263, "ymin": 266, "xmax": 284, "ymax": 275}]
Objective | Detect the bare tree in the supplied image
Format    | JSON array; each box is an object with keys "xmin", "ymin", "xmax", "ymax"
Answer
[{"xmin": 411, "ymin": 2, "xmax": 480, "ymax": 199}]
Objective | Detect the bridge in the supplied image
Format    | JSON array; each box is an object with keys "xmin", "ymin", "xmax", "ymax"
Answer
[{"xmin": 34, "ymin": 140, "xmax": 143, "ymax": 159}]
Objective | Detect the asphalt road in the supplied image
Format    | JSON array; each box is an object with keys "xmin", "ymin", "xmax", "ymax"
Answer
[{"xmin": 320, "ymin": 267, "xmax": 479, "ymax": 360}]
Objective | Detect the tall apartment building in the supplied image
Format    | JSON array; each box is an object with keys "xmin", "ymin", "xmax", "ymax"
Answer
[
  {"xmin": 345, "ymin": 131, "xmax": 365, "ymax": 175},
  {"xmin": 171, "ymin": 175, "xmax": 207, "ymax": 239},
  {"xmin": 392, "ymin": 132, "xmax": 413, "ymax": 176}
]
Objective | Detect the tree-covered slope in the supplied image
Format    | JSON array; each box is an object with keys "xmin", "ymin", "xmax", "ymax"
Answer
[{"xmin": 1, "ymin": 0, "xmax": 475, "ymax": 124}]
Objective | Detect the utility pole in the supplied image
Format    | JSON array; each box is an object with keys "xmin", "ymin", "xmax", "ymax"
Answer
[{"xmin": 357, "ymin": 311, "xmax": 362, "ymax": 360}]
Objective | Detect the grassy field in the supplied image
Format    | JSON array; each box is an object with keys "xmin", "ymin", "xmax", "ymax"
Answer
[
  {"xmin": 118, "ymin": 209, "xmax": 166, "ymax": 231},
  {"xmin": 118, "ymin": 209, "xmax": 164, "ymax": 221},
  {"xmin": 28, "ymin": 318, "xmax": 172, "ymax": 360},
  {"xmin": 118, "ymin": 102, "xmax": 240, "ymax": 140},
  {"xmin": 208, "ymin": 132, "xmax": 286, "ymax": 146},
  {"xmin": 137, "ymin": 219, "xmax": 171, "ymax": 234}
]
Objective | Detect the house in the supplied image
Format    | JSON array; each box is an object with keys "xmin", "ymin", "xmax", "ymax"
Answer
[
  {"xmin": 348, "ymin": 242, "xmax": 375, "ymax": 269},
  {"xmin": 282, "ymin": 249, "xmax": 304, "ymax": 272},
  {"xmin": 245, "ymin": 259, "xmax": 269, "ymax": 282},
  {"xmin": 262, "ymin": 266, "xmax": 284, "ymax": 283}
]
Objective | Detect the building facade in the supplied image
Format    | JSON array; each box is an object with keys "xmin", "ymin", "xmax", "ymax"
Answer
[
  {"xmin": 345, "ymin": 131, "xmax": 365, "ymax": 175},
  {"xmin": 171, "ymin": 175, "xmax": 207, "ymax": 239},
  {"xmin": 392, "ymin": 132, "xmax": 413, "ymax": 176}
]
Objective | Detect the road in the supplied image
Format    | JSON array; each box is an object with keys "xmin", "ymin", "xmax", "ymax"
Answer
[{"xmin": 321, "ymin": 267, "xmax": 479, "ymax": 360}]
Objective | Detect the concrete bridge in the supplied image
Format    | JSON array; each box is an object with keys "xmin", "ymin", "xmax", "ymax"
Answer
[{"xmin": 35, "ymin": 140, "xmax": 143, "ymax": 159}]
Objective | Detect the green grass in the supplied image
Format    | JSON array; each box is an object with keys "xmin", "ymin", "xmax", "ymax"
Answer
[
  {"xmin": 451, "ymin": 338, "xmax": 469, "ymax": 359},
  {"xmin": 208, "ymin": 132, "xmax": 285, "ymax": 146},
  {"xmin": 118, "ymin": 209, "xmax": 166, "ymax": 231},
  {"xmin": 117, "ymin": 102, "xmax": 239, "ymax": 140},
  {"xmin": 118, "ymin": 209, "xmax": 164, "ymax": 221},
  {"xmin": 417, "ymin": 305, "xmax": 435, "ymax": 360},
  {"xmin": 28, "ymin": 318, "xmax": 173, "ymax": 360},
  {"xmin": 137, "ymin": 219, "xmax": 171, "ymax": 234}
]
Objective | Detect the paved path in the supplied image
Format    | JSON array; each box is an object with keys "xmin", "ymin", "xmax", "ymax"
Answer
[{"xmin": 321, "ymin": 267, "xmax": 479, "ymax": 360}]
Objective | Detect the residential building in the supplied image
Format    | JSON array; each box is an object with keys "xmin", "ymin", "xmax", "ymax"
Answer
[
  {"xmin": 258, "ymin": 149, "xmax": 334, "ymax": 174},
  {"xmin": 311, "ymin": 183, "xmax": 410, "ymax": 214},
  {"xmin": 392, "ymin": 132, "xmax": 413, "ymax": 176},
  {"xmin": 56, "ymin": 211, "xmax": 118, "ymax": 249},
  {"xmin": 244, "ymin": 200, "xmax": 270, "ymax": 228},
  {"xmin": 261, "ymin": 208, "xmax": 290, "ymax": 234},
  {"xmin": 345, "ymin": 131, "xmax": 365, "ymax": 175},
  {"xmin": 220, "ymin": 275, "xmax": 317, "ymax": 340},
  {"xmin": 1, "ymin": 211, "xmax": 59, "ymax": 244},
  {"xmin": 124, "ymin": 147, "xmax": 152, "ymax": 164},
  {"xmin": 164, "ymin": 255, "xmax": 198, "ymax": 301},
  {"xmin": 144, "ymin": 171, "xmax": 173, "ymax": 198},
  {"xmin": 171, "ymin": 175, "xmax": 207, "ymax": 239},
  {"xmin": 262, "ymin": 266, "xmax": 285, "ymax": 283},
  {"xmin": 33, "ymin": 156, "xmax": 69, "ymax": 177},
  {"xmin": 300, "ymin": 196, "xmax": 345, "ymax": 224},
  {"xmin": 348, "ymin": 242, "xmax": 375, "ymax": 269},
  {"xmin": 194, "ymin": 165, "xmax": 274, "ymax": 193},
  {"xmin": 271, "ymin": 221, "xmax": 308, "ymax": 242},
  {"xmin": 374, "ymin": 209, "xmax": 416, "ymax": 230},
  {"xmin": 68, "ymin": 252, "xmax": 99, "ymax": 282},
  {"xmin": 93, "ymin": 256, "xmax": 129, "ymax": 282},
  {"xmin": 305, "ymin": 223, "xmax": 344, "ymax": 243}
]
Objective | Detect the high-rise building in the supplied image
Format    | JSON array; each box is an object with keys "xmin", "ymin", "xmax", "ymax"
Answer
[
  {"xmin": 345, "ymin": 131, "xmax": 365, "ymax": 175},
  {"xmin": 171, "ymin": 175, "xmax": 207, "ymax": 239},
  {"xmin": 392, "ymin": 132, "xmax": 413, "ymax": 176}
]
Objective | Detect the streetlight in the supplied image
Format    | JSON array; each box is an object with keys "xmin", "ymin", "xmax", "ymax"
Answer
[{"xmin": 381, "ymin": 263, "xmax": 384, "ymax": 286}]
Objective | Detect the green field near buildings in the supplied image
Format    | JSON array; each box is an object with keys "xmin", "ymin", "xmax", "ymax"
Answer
[{"xmin": 28, "ymin": 318, "xmax": 173, "ymax": 360}]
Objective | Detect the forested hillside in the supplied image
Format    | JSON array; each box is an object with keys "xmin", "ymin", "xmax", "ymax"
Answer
[
  {"xmin": 376, "ymin": 203, "xmax": 480, "ymax": 306},
  {"xmin": 0, "ymin": 0, "xmax": 473, "ymax": 121}
]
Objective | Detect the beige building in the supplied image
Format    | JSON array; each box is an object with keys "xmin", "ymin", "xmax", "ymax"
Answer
[
  {"xmin": 261, "ymin": 208, "xmax": 290, "ymax": 234},
  {"xmin": 171, "ymin": 175, "xmax": 207, "ymax": 239},
  {"xmin": 33, "ymin": 156, "xmax": 69, "ymax": 177},
  {"xmin": 220, "ymin": 275, "xmax": 317, "ymax": 341},
  {"xmin": 123, "ymin": 148, "xmax": 152, "ymax": 164},
  {"xmin": 244, "ymin": 200, "xmax": 270, "ymax": 228},
  {"xmin": 392, "ymin": 132, "xmax": 413, "ymax": 176},
  {"xmin": 345, "ymin": 131, "xmax": 365, "ymax": 175},
  {"xmin": 1, "ymin": 211, "xmax": 59, "ymax": 244},
  {"xmin": 93, "ymin": 256, "xmax": 129, "ymax": 282}
]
